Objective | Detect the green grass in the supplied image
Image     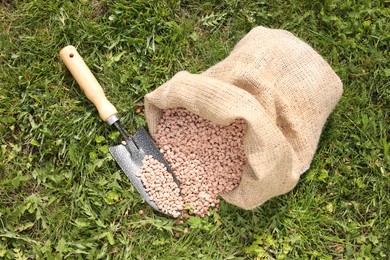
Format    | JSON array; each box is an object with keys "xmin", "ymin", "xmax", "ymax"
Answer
[{"xmin": 0, "ymin": 0, "xmax": 389, "ymax": 258}]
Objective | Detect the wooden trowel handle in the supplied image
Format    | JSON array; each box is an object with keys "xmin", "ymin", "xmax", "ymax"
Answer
[{"xmin": 60, "ymin": 45, "xmax": 118, "ymax": 123}]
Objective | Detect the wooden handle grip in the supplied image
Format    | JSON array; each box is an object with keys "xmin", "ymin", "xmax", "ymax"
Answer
[{"xmin": 60, "ymin": 45, "xmax": 118, "ymax": 122}]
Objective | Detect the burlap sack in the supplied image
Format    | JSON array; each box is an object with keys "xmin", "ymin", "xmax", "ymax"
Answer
[{"xmin": 144, "ymin": 26, "xmax": 343, "ymax": 210}]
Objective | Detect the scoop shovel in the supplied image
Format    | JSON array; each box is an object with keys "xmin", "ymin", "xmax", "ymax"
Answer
[{"xmin": 60, "ymin": 45, "xmax": 178, "ymax": 216}]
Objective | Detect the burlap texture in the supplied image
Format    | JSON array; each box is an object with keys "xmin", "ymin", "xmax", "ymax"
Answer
[{"xmin": 144, "ymin": 26, "xmax": 343, "ymax": 210}]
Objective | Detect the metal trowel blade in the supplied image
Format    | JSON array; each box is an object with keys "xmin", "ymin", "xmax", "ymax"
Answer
[{"xmin": 108, "ymin": 127, "xmax": 177, "ymax": 215}]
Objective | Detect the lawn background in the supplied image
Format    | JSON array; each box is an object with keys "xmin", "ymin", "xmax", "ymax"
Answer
[{"xmin": 0, "ymin": 0, "xmax": 388, "ymax": 259}]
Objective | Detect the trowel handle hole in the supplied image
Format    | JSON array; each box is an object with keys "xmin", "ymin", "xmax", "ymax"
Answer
[{"xmin": 69, "ymin": 53, "xmax": 74, "ymax": 58}]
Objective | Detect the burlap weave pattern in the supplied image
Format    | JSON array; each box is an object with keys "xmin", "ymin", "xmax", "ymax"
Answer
[{"xmin": 144, "ymin": 26, "xmax": 343, "ymax": 209}]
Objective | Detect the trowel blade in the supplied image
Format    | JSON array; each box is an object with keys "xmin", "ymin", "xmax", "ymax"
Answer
[{"xmin": 108, "ymin": 126, "xmax": 176, "ymax": 215}]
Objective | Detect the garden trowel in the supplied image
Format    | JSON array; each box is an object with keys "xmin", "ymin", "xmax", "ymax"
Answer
[{"xmin": 60, "ymin": 45, "xmax": 178, "ymax": 216}]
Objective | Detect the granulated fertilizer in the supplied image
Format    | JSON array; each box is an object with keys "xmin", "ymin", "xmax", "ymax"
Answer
[
  {"xmin": 136, "ymin": 155, "xmax": 183, "ymax": 217},
  {"xmin": 156, "ymin": 108, "xmax": 247, "ymax": 216}
]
